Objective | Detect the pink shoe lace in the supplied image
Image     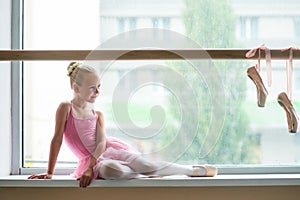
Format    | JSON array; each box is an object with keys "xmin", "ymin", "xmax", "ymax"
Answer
[
  {"xmin": 281, "ymin": 47, "xmax": 299, "ymax": 101},
  {"xmin": 246, "ymin": 44, "xmax": 272, "ymax": 87}
]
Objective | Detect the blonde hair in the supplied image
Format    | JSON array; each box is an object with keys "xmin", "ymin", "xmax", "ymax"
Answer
[{"xmin": 67, "ymin": 62, "xmax": 97, "ymax": 88}]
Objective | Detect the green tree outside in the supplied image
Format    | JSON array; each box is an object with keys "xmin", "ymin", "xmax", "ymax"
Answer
[{"xmin": 159, "ymin": 0, "xmax": 260, "ymax": 165}]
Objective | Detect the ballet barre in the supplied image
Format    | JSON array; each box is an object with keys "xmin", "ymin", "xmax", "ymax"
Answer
[{"xmin": 0, "ymin": 49, "xmax": 299, "ymax": 61}]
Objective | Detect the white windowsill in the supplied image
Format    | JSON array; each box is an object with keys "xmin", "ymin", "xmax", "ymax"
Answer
[{"xmin": 1, "ymin": 174, "xmax": 300, "ymax": 187}]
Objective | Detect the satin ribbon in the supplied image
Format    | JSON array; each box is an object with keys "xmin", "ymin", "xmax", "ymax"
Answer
[
  {"xmin": 281, "ymin": 47, "xmax": 299, "ymax": 100},
  {"xmin": 246, "ymin": 44, "xmax": 272, "ymax": 87}
]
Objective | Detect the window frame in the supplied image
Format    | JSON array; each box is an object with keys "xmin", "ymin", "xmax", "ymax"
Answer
[
  {"xmin": 10, "ymin": 0, "xmax": 300, "ymax": 176},
  {"xmin": 11, "ymin": 0, "xmax": 23, "ymax": 175}
]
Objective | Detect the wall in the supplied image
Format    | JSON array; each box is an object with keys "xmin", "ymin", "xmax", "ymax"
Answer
[
  {"xmin": 1, "ymin": 186, "xmax": 300, "ymax": 200},
  {"xmin": 0, "ymin": 0, "xmax": 11, "ymax": 176}
]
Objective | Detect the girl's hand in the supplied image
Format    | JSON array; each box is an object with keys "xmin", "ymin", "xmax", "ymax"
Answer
[
  {"xmin": 28, "ymin": 173, "xmax": 53, "ymax": 179},
  {"xmin": 78, "ymin": 168, "xmax": 94, "ymax": 188}
]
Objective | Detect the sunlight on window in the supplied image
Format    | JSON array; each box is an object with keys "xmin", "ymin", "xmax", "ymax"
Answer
[{"xmin": 23, "ymin": 0, "xmax": 300, "ymax": 168}]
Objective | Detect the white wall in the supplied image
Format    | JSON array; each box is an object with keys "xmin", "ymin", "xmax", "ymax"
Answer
[{"xmin": 0, "ymin": 0, "xmax": 12, "ymax": 176}]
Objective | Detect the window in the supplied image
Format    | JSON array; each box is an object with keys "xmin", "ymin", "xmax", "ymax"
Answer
[
  {"xmin": 294, "ymin": 17, "xmax": 300, "ymax": 38},
  {"xmin": 117, "ymin": 17, "xmax": 137, "ymax": 33},
  {"xmin": 17, "ymin": 0, "xmax": 300, "ymax": 174},
  {"xmin": 238, "ymin": 17, "xmax": 258, "ymax": 40}
]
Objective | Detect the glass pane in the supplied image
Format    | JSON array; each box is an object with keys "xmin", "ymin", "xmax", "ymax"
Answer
[
  {"xmin": 24, "ymin": 62, "xmax": 77, "ymax": 167},
  {"xmin": 23, "ymin": 0, "xmax": 300, "ymax": 168}
]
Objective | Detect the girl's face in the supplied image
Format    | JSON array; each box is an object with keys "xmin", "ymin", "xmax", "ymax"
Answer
[{"xmin": 76, "ymin": 73, "xmax": 101, "ymax": 103}]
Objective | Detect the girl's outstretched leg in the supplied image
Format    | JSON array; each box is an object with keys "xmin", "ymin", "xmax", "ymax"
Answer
[
  {"xmin": 99, "ymin": 149, "xmax": 217, "ymax": 179},
  {"xmin": 127, "ymin": 156, "xmax": 217, "ymax": 177}
]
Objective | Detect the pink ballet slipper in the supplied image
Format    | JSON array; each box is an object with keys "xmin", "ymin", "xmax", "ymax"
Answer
[
  {"xmin": 190, "ymin": 165, "xmax": 218, "ymax": 177},
  {"xmin": 247, "ymin": 66, "xmax": 268, "ymax": 107},
  {"xmin": 277, "ymin": 92, "xmax": 298, "ymax": 133}
]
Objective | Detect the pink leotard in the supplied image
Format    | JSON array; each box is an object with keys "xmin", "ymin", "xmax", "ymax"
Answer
[{"xmin": 63, "ymin": 106, "xmax": 139, "ymax": 179}]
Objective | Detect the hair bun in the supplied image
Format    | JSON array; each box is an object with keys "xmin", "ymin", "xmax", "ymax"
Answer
[{"xmin": 67, "ymin": 62, "xmax": 81, "ymax": 77}]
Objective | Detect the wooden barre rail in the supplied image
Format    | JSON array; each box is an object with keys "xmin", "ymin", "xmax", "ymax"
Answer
[{"xmin": 0, "ymin": 49, "xmax": 300, "ymax": 61}]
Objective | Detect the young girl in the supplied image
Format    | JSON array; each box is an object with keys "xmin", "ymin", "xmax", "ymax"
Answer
[{"xmin": 28, "ymin": 62, "xmax": 217, "ymax": 187}]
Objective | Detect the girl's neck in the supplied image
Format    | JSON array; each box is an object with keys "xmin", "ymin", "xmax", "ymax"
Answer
[
  {"xmin": 71, "ymin": 98, "xmax": 95, "ymax": 119},
  {"xmin": 71, "ymin": 98, "xmax": 90, "ymax": 109}
]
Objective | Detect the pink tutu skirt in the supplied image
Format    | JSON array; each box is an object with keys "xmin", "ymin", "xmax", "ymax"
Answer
[{"xmin": 71, "ymin": 137, "xmax": 140, "ymax": 179}]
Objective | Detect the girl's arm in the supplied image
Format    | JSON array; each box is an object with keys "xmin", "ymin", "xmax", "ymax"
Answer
[
  {"xmin": 78, "ymin": 111, "xmax": 106, "ymax": 187},
  {"xmin": 91, "ymin": 111, "xmax": 107, "ymax": 164},
  {"xmin": 28, "ymin": 102, "xmax": 70, "ymax": 179}
]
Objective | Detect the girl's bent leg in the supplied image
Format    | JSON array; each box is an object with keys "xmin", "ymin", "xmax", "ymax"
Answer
[{"xmin": 99, "ymin": 160, "xmax": 139, "ymax": 180}]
